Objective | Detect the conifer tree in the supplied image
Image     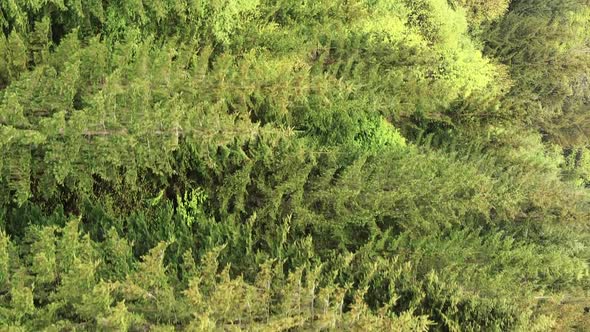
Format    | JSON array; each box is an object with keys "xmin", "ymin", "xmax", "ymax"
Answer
[
  {"xmin": 484, "ymin": 0, "xmax": 590, "ymax": 146},
  {"xmin": 0, "ymin": 1, "xmax": 589, "ymax": 330}
]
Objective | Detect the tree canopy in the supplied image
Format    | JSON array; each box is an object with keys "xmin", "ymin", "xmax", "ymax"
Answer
[{"xmin": 0, "ymin": 0, "xmax": 589, "ymax": 330}]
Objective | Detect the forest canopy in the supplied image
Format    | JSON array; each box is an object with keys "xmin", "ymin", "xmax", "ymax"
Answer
[{"xmin": 0, "ymin": 0, "xmax": 589, "ymax": 330}]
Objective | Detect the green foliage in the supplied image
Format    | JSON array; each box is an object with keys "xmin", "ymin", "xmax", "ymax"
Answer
[
  {"xmin": 2, "ymin": 193, "xmax": 589, "ymax": 330},
  {"xmin": 484, "ymin": 0, "xmax": 590, "ymax": 146},
  {"xmin": 0, "ymin": 230, "xmax": 9, "ymax": 288},
  {"xmin": 0, "ymin": 221, "xmax": 436, "ymax": 330},
  {"xmin": 0, "ymin": 0, "xmax": 510, "ymax": 207},
  {"xmin": 1, "ymin": 0, "xmax": 590, "ymax": 330},
  {"xmin": 449, "ymin": 0, "xmax": 510, "ymax": 25}
]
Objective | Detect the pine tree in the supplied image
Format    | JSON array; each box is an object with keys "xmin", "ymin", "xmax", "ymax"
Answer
[
  {"xmin": 1, "ymin": 1, "xmax": 589, "ymax": 330},
  {"xmin": 484, "ymin": 0, "xmax": 590, "ymax": 146}
]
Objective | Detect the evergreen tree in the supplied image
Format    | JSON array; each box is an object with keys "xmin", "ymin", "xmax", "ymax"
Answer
[{"xmin": 0, "ymin": 0, "xmax": 589, "ymax": 330}]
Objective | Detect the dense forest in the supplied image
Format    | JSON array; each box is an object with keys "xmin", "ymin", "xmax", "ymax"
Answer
[{"xmin": 0, "ymin": 0, "xmax": 589, "ymax": 330}]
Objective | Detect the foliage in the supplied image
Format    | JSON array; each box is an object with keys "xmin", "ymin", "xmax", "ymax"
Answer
[
  {"xmin": 449, "ymin": 0, "xmax": 510, "ymax": 25},
  {"xmin": 1, "ymin": 0, "xmax": 590, "ymax": 330},
  {"xmin": 483, "ymin": 0, "xmax": 590, "ymax": 146}
]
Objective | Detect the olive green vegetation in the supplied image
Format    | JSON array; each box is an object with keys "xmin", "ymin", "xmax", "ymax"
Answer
[{"xmin": 0, "ymin": 0, "xmax": 589, "ymax": 331}]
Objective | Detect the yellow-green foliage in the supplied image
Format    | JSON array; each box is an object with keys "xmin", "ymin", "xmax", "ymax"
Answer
[
  {"xmin": 357, "ymin": 0, "xmax": 502, "ymax": 102},
  {"xmin": 484, "ymin": 0, "xmax": 590, "ymax": 145},
  {"xmin": 1, "ymin": 0, "xmax": 590, "ymax": 331},
  {"xmin": 450, "ymin": 0, "xmax": 510, "ymax": 24},
  {"xmin": 0, "ymin": 221, "xmax": 435, "ymax": 331}
]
